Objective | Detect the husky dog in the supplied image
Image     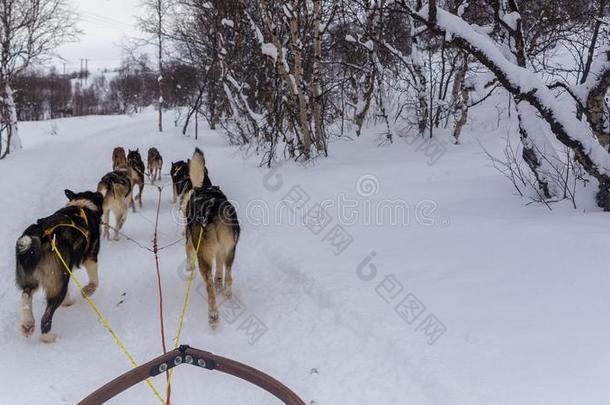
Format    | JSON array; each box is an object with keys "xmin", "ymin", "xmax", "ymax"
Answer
[
  {"xmin": 170, "ymin": 160, "xmax": 191, "ymax": 204},
  {"xmin": 97, "ymin": 170, "xmax": 132, "ymax": 241},
  {"xmin": 127, "ymin": 149, "xmax": 145, "ymax": 210},
  {"xmin": 171, "ymin": 159, "xmax": 212, "ymax": 204},
  {"xmin": 112, "ymin": 147, "xmax": 128, "ymax": 170},
  {"xmin": 15, "ymin": 189, "xmax": 103, "ymax": 343},
  {"xmin": 147, "ymin": 147, "xmax": 163, "ymax": 183},
  {"xmin": 184, "ymin": 148, "xmax": 239, "ymax": 328}
]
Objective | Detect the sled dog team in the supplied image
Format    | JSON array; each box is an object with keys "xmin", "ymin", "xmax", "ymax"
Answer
[{"xmin": 15, "ymin": 147, "xmax": 240, "ymax": 343}]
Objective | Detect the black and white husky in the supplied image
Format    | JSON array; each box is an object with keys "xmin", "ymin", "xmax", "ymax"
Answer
[{"xmin": 15, "ymin": 189, "xmax": 103, "ymax": 343}]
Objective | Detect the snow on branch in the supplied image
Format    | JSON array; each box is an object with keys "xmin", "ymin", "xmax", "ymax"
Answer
[
  {"xmin": 407, "ymin": 4, "xmax": 610, "ymax": 184},
  {"xmin": 571, "ymin": 25, "xmax": 610, "ymax": 103}
]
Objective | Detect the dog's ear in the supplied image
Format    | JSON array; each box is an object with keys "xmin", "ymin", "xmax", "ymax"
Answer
[{"xmin": 65, "ymin": 189, "xmax": 76, "ymax": 200}]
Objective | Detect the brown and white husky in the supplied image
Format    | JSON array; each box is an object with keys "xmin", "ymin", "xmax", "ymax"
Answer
[
  {"xmin": 184, "ymin": 148, "xmax": 239, "ymax": 328},
  {"xmin": 97, "ymin": 170, "xmax": 132, "ymax": 241}
]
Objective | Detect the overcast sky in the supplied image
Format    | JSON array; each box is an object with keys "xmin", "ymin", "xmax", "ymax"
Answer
[{"xmin": 54, "ymin": 0, "xmax": 142, "ymax": 73}]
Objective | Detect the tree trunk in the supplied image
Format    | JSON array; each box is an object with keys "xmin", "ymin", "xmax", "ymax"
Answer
[
  {"xmin": 374, "ymin": 59, "xmax": 393, "ymax": 143},
  {"xmin": 499, "ymin": 0, "xmax": 558, "ymax": 197},
  {"xmin": 572, "ymin": 0, "xmax": 610, "ymax": 150},
  {"xmin": 585, "ymin": 66, "xmax": 610, "ymax": 149},
  {"xmin": 587, "ymin": 91, "xmax": 610, "ymax": 149},
  {"xmin": 312, "ymin": 0, "xmax": 326, "ymax": 154},
  {"xmin": 354, "ymin": 1, "xmax": 385, "ymax": 138},
  {"xmin": 0, "ymin": 82, "xmax": 21, "ymax": 159},
  {"xmin": 288, "ymin": 1, "xmax": 312, "ymax": 159},
  {"xmin": 354, "ymin": 69, "xmax": 376, "ymax": 137},
  {"xmin": 451, "ymin": 53, "xmax": 469, "ymax": 144},
  {"xmin": 515, "ymin": 102, "xmax": 561, "ymax": 198},
  {"xmin": 260, "ymin": 0, "xmax": 311, "ymax": 159},
  {"xmin": 410, "ymin": 24, "xmax": 429, "ymax": 137},
  {"xmin": 157, "ymin": 0, "xmax": 163, "ymax": 133}
]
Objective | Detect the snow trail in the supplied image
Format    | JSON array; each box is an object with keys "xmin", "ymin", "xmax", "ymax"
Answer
[{"xmin": 1, "ymin": 107, "xmax": 610, "ymax": 404}]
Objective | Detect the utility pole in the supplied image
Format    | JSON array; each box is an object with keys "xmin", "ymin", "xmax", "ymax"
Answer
[
  {"xmin": 80, "ymin": 59, "xmax": 83, "ymax": 87},
  {"xmin": 85, "ymin": 59, "xmax": 89, "ymax": 86}
]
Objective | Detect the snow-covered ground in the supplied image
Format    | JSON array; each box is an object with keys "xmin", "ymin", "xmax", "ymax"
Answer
[{"xmin": 1, "ymin": 105, "xmax": 609, "ymax": 405}]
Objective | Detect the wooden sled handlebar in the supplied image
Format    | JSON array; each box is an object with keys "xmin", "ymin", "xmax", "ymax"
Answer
[{"xmin": 78, "ymin": 345, "xmax": 306, "ymax": 404}]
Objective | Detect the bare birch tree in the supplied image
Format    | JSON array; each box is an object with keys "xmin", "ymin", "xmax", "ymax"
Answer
[
  {"xmin": 0, "ymin": 0, "xmax": 78, "ymax": 158},
  {"xmin": 312, "ymin": 0, "xmax": 326, "ymax": 153},
  {"xmin": 139, "ymin": 0, "xmax": 172, "ymax": 133}
]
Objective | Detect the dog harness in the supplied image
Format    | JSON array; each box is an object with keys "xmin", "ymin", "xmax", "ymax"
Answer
[
  {"xmin": 172, "ymin": 164, "xmax": 185, "ymax": 177},
  {"xmin": 42, "ymin": 207, "xmax": 90, "ymax": 244}
]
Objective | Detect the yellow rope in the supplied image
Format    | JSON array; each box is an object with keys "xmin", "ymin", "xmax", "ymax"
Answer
[
  {"xmin": 50, "ymin": 237, "xmax": 165, "ymax": 404},
  {"xmin": 166, "ymin": 226, "xmax": 204, "ymax": 395}
]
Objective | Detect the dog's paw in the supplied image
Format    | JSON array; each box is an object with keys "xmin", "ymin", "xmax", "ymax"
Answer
[
  {"xmin": 61, "ymin": 295, "xmax": 74, "ymax": 307},
  {"xmin": 40, "ymin": 333, "xmax": 57, "ymax": 344},
  {"xmin": 113, "ymin": 234, "xmax": 121, "ymax": 241},
  {"xmin": 186, "ymin": 258, "xmax": 197, "ymax": 271},
  {"xmin": 208, "ymin": 312, "xmax": 219, "ymax": 329},
  {"xmin": 82, "ymin": 283, "xmax": 98, "ymax": 297},
  {"xmin": 223, "ymin": 288, "xmax": 232, "ymax": 300},
  {"xmin": 21, "ymin": 321, "xmax": 35, "ymax": 337}
]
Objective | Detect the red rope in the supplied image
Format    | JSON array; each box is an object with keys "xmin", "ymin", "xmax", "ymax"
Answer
[{"xmin": 152, "ymin": 187, "xmax": 171, "ymax": 404}]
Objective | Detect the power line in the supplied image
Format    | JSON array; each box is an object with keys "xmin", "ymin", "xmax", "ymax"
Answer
[{"xmin": 81, "ymin": 11, "xmax": 134, "ymax": 29}]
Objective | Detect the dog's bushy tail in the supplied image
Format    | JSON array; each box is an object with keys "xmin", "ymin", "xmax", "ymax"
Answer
[
  {"xmin": 16, "ymin": 225, "xmax": 43, "ymax": 275},
  {"xmin": 97, "ymin": 172, "xmax": 131, "ymax": 199},
  {"xmin": 97, "ymin": 180, "xmax": 110, "ymax": 198},
  {"xmin": 190, "ymin": 148, "xmax": 205, "ymax": 189}
]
